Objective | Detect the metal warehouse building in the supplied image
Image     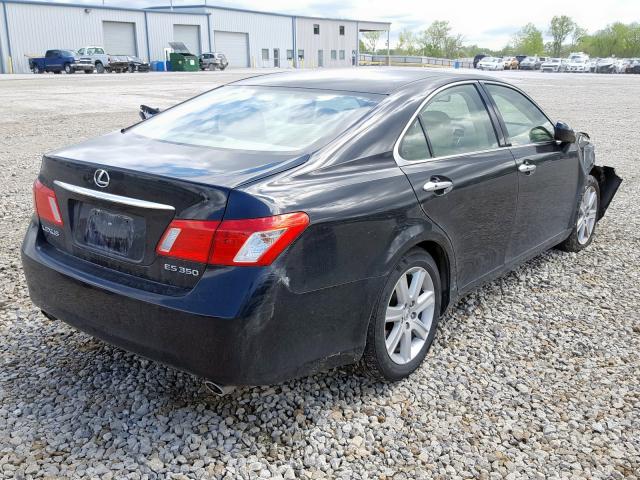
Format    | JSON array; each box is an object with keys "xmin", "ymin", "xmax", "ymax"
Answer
[{"xmin": 0, "ymin": 0, "xmax": 390, "ymax": 73}]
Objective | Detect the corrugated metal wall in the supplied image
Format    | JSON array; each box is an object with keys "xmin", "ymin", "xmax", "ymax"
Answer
[
  {"xmin": 147, "ymin": 12, "xmax": 209, "ymax": 63},
  {"xmin": 0, "ymin": 2, "xmax": 211, "ymax": 73},
  {"xmin": 0, "ymin": 1, "xmax": 389, "ymax": 74},
  {"xmin": 3, "ymin": 2, "xmax": 147, "ymax": 74},
  {"xmin": 295, "ymin": 18, "xmax": 358, "ymax": 68},
  {"xmin": 209, "ymin": 8, "xmax": 293, "ymax": 68}
]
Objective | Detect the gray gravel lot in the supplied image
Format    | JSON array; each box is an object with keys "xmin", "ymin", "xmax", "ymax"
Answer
[{"xmin": 0, "ymin": 69, "xmax": 638, "ymax": 479}]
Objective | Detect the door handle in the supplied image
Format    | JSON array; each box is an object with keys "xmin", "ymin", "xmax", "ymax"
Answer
[
  {"xmin": 423, "ymin": 179, "xmax": 454, "ymax": 194},
  {"xmin": 518, "ymin": 162, "xmax": 537, "ymax": 174}
]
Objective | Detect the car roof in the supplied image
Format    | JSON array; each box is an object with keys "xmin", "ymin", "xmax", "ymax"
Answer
[{"xmin": 233, "ymin": 68, "xmax": 496, "ymax": 95}]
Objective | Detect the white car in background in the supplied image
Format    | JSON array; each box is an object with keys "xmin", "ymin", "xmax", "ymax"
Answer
[
  {"xmin": 614, "ymin": 59, "xmax": 630, "ymax": 73},
  {"xmin": 541, "ymin": 58, "xmax": 565, "ymax": 72},
  {"xmin": 566, "ymin": 53, "xmax": 590, "ymax": 72},
  {"xmin": 476, "ymin": 57, "xmax": 504, "ymax": 70}
]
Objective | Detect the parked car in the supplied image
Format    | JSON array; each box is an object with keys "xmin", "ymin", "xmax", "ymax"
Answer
[
  {"xmin": 476, "ymin": 57, "xmax": 504, "ymax": 70},
  {"xmin": 518, "ymin": 56, "xmax": 541, "ymax": 70},
  {"xmin": 626, "ymin": 58, "xmax": 640, "ymax": 74},
  {"xmin": 502, "ymin": 57, "xmax": 519, "ymax": 70},
  {"xmin": 22, "ymin": 70, "xmax": 621, "ymax": 389},
  {"xmin": 75, "ymin": 46, "xmax": 129, "ymax": 74},
  {"xmin": 473, "ymin": 54, "xmax": 487, "ymax": 68},
  {"xmin": 514, "ymin": 54, "xmax": 527, "ymax": 65},
  {"xmin": 595, "ymin": 58, "xmax": 616, "ymax": 73},
  {"xmin": 540, "ymin": 58, "xmax": 565, "ymax": 72},
  {"xmin": 127, "ymin": 56, "xmax": 150, "ymax": 73},
  {"xmin": 566, "ymin": 58, "xmax": 590, "ymax": 72},
  {"xmin": 199, "ymin": 52, "xmax": 229, "ymax": 71},
  {"xmin": 613, "ymin": 58, "xmax": 630, "ymax": 73},
  {"xmin": 29, "ymin": 49, "xmax": 79, "ymax": 74}
]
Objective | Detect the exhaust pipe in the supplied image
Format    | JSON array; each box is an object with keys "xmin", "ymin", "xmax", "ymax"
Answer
[{"xmin": 204, "ymin": 381, "xmax": 236, "ymax": 396}]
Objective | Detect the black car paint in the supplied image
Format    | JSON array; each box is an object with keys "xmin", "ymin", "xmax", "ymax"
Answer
[{"xmin": 21, "ymin": 69, "xmax": 621, "ymax": 385}]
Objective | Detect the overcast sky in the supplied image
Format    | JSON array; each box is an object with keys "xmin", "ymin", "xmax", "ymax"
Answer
[{"xmin": 46, "ymin": 0, "xmax": 639, "ymax": 49}]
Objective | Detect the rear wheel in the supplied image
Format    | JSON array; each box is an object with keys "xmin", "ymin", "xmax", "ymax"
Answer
[
  {"xmin": 33, "ymin": 65, "xmax": 41, "ymax": 74},
  {"xmin": 557, "ymin": 175, "xmax": 600, "ymax": 252},
  {"xmin": 362, "ymin": 248, "xmax": 441, "ymax": 381}
]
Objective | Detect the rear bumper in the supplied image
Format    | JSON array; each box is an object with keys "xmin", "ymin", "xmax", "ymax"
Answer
[{"xmin": 22, "ymin": 220, "xmax": 377, "ymax": 385}]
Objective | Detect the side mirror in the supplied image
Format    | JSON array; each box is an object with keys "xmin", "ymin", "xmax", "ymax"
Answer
[
  {"xmin": 139, "ymin": 104, "xmax": 160, "ymax": 121},
  {"xmin": 554, "ymin": 121, "xmax": 576, "ymax": 143}
]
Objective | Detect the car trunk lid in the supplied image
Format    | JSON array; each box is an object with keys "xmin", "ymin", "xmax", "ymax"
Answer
[{"xmin": 37, "ymin": 132, "xmax": 306, "ymax": 289}]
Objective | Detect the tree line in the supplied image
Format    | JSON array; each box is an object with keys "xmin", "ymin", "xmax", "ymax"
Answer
[{"xmin": 362, "ymin": 17, "xmax": 640, "ymax": 59}]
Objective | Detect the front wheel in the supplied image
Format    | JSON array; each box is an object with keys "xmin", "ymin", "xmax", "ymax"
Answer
[
  {"xmin": 64, "ymin": 63, "xmax": 73, "ymax": 74},
  {"xmin": 95, "ymin": 62, "xmax": 105, "ymax": 74},
  {"xmin": 362, "ymin": 248, "xmax": 441, "ymax": 381},
  {"xmin": 557, "ymin": 175, "xmax": 600, "ymax": 252}
]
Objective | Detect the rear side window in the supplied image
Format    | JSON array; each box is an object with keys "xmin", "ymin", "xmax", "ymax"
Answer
[
  {"xmin": 399, "ymin": 120, "xmax": 430, "ymax": 161},
  {"xmin": 485, "ymin": 84, "xmax": 554, "ymax": 145},
  {"xmin": 419, "ymin": 84, "xmax": 499, "ymax": 158},
  {"xmin": 131, "ymin": 86, "xmax": 381, "ymax": 152}
]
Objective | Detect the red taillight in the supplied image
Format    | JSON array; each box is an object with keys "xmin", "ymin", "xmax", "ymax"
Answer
[
  {"xmin": 156, "ymin": 212, "xmax": 309, "ymax": 266},
  {"xmin": 156, "ymin": 219, "xmax": 219, "ymax": 263},
  {"xmin": 33, "ymin": 179, "xmax": 63, "ymax": 226},
  {"xmin": 210, "ymin": 212, "xmax": 309, "ymax": 266}
]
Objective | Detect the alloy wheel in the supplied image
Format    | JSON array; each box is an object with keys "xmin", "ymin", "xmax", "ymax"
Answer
[
  {"xmin": 385, "ymin": 266, "xmax": 436, "ymax": 365},
  {"xmin": 577, "ymin": 186, "xmax": 598, "ymax": 245}
]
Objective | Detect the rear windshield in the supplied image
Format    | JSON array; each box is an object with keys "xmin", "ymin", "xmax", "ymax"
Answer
[{"xmin": 131, "ymin": 86, "xmax": 381, "ymax": 152}]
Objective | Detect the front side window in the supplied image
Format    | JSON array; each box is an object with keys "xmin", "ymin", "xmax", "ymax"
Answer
[
  {"xmin": 78, "ymin": 48, "xmax": 85, "ymax": 55},
  {"xmin": 96, "ymin": 48, "xmax": 104, "ymax": 54},
  {"xmin": 261, "ymin": 49, "xmax": 269, "ymax": 61},
  {"xmin": 418, "ymin": 84, "xmax": 499, "ymax": 157},
  {"xmin": 131, "ymin": 86, "xmax": 381, "ymax": 152},
  {"xmin": 485, "ymin": 84, "xmax": 554, "ymax": 146},
  {"xmin": 313, "ymin": 24, "xmax": 320, "ymax": 35}
]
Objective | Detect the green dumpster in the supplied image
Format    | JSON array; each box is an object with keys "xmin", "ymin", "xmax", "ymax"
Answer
[{"xmin": 168, "ymin": 42, "xmax": 199, "ymax": 72}]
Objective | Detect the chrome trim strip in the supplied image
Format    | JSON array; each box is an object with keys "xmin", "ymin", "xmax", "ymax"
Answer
[{"xmin": 53, "ymin": 181, "xmax": 175, "ymax": 211}]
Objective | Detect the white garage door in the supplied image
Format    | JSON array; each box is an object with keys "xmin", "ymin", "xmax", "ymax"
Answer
[
  {"xmin": 214, "ymin": 31, "xmax": 249, "ymax": 67},
  {"xmin": 173, "ymin": 24, "xmax": 201, "ymax": 56},
  {"xmin": 103, "ymin": 21, "xmax": 137, "ymax": 56}
]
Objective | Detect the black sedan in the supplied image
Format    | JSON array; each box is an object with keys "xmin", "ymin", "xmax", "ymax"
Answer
[{"xmin": 22, "ymin": 69, "xmax": 621, "ymax": 391}]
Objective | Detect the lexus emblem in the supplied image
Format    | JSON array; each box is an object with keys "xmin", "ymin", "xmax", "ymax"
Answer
[{"xmin": 93, "ymin": 169, "xmax": 110, "ymax": 188}]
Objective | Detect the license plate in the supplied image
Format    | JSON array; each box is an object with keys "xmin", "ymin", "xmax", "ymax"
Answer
[{"xmin": 83, "ymin": 208, "xmax": 135, "ymax": 257}]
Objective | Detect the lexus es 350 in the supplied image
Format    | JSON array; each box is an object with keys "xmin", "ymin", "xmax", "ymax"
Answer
[{"xmin": 22, "ymin": 69, "xmax": 621, "ymax": 390}]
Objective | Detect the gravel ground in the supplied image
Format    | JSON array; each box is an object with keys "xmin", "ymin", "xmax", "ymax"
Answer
[{"xmin": 0, "ymin": 70, "xmax": 638, "ymax": 479}]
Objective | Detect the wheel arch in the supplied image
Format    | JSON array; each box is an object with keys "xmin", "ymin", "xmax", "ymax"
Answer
[{"xmin": 415, "ymin": 240, "xmax": 451, "ymax": 314}]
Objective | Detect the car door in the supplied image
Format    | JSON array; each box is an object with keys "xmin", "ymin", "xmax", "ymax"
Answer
[
  {"xmin": 482, "ymin": 82, "xmax": 580, "ymax": 262},
  {"xmin": 398, "ymin": 82, "xmax": 519, "ymax": 290},
  {"xmin": 45, "ymin": 50, "xmax": 58, "ymax": 70}
]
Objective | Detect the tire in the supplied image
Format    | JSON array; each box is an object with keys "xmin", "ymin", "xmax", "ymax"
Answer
[
  {"xmin": 64, "ymin": 63, "xmax": 73, "ymax": 74},
  {"xmin": 208, "ymin": 63, "xmax": 216, "ymax": 71},
  {"xmin": 362, "ymin": 248, "xmax": 441, "ymax": 381},
  {"xmin": 219, "ymin": 65, "xmax": 227, "ymax": 71},
  {"xmin": 33, "ymin": 65, "xmax": 41, "ymax": 74},
  {"xmin": 95, "ymin": 62, "xmax": 105, "ymax": 74},
  {"xmin": 128, "ymin": 65, "xmax": 135, "ymax": 73},
  {"xmin": 557, "ymin": 175, "xmax": 600, "ymax": 252}
]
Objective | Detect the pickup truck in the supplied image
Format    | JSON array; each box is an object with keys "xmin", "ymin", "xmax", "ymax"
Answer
[
  {"xmin": 74, "ymin": 46, "xmax": 130, "ymax": 73},
  {"xmin": 29, "ymin": 49, "xmax": 78, "ymax": 74}
]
